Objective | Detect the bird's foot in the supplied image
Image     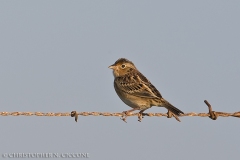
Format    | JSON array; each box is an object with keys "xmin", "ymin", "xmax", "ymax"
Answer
[
  {"xmin": 138, "ymin": 113, "xmax": 148, "ymax": 122},
  {"xmin": 121, "ymin": 111, "xmax": 131, "ymax": 123},
  {"xmin": 138, "ymin": 110, "xmax": 147, "ymax": 122},
  {"xmin": 138, "ymin": 112, "xmax": 143, "ymax": 122}
]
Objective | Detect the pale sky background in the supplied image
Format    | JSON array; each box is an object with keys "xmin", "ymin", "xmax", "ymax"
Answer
[{"xmin": 0, "ymin": 1, "xmax": 240, "ymax": 160}]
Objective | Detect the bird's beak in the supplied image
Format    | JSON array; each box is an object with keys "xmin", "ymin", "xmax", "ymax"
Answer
[{"xmin": 108, "ymin": 64, "xmax": 115, "ymax": 69}]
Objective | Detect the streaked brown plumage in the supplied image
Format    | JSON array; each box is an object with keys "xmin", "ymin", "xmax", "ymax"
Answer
[{"xmin": 109, "ymin": 58, "xmax": 184, "ymax": 122}]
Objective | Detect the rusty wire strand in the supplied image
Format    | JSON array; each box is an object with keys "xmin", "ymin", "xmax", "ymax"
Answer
[
  {"xmin": 0, "ymin": 100, "xmax": 239, "ymax": 122},
  {"xmin": 1, "ymin": 111, "xmax": 239, "ymax": 117}
]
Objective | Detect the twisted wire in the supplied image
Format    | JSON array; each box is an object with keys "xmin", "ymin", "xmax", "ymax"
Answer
[
  {"xmin": 1, "ymin": 111, "xmax": 239, "ymax": 117},
  {"xmin": 0, "ymin": 100, "xmax": 239, "ymax": 122}
]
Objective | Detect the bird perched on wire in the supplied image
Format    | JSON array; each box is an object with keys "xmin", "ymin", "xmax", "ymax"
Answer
[{"xmin": 108, "ymin": 58, "xmax": 184, "ymax": 122}]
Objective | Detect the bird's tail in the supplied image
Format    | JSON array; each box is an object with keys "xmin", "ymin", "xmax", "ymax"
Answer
[{"xmin": 158, "ymin": 98, "xmax": 184, "ymax": 116}]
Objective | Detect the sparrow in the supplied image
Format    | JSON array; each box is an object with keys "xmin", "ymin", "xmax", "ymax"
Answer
[{"xmin": 108, "ymin": 58, "xmax": 184, "ymax": 122}]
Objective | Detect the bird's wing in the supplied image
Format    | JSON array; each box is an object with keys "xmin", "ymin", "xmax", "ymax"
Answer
[{"xmin": 114, "ymin": 71, "xmax": 162, "ymax": 98}]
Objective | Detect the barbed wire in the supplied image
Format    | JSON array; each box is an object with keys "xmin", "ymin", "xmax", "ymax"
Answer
[{"xmin": 0, "ymin": 100, "xmax": 239, "ymax": 122}]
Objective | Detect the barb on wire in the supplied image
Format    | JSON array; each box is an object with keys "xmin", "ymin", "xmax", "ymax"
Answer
[
  {"xmin": 0, "ymin": 100, "xmax": 240, "ymax": 123},
  {"xmin": 204, "ymin": 100, "xmax": 218, "ymax": 120}
]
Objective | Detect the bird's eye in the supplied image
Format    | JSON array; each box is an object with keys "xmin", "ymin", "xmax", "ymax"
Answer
[{"xmin": 121, "ymin": 64, "xmax": 126, "ymax": 68}]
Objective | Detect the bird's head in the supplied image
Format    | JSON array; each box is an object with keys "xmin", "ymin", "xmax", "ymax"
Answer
[{"xmin": 108, "ymin": 58, "xmax": 137, "ymax": 77}]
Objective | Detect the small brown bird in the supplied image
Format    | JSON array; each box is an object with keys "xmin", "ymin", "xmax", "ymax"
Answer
[{"xmin": 109, "ymin": 58, "xmax": 184, "ymax": 122}]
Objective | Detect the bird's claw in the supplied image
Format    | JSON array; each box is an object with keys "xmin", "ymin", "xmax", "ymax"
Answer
[
  {"xmin": 138, "ymin": 112, "xmax": 148, "ymax": 122},
  {"xmin": 138, "ymin": 113, "xmax": 143, "ymax": 122},
  {"xmin": 121, "ymin": 117, "xmax": 127, "ymax": 123},
  {"xmin": 121, "ymin": 111, "xmax": 147, "ymax": 122},
  {"xmin": 121, "ymin": 111, "xmax": 129, "ymax": 123}
]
